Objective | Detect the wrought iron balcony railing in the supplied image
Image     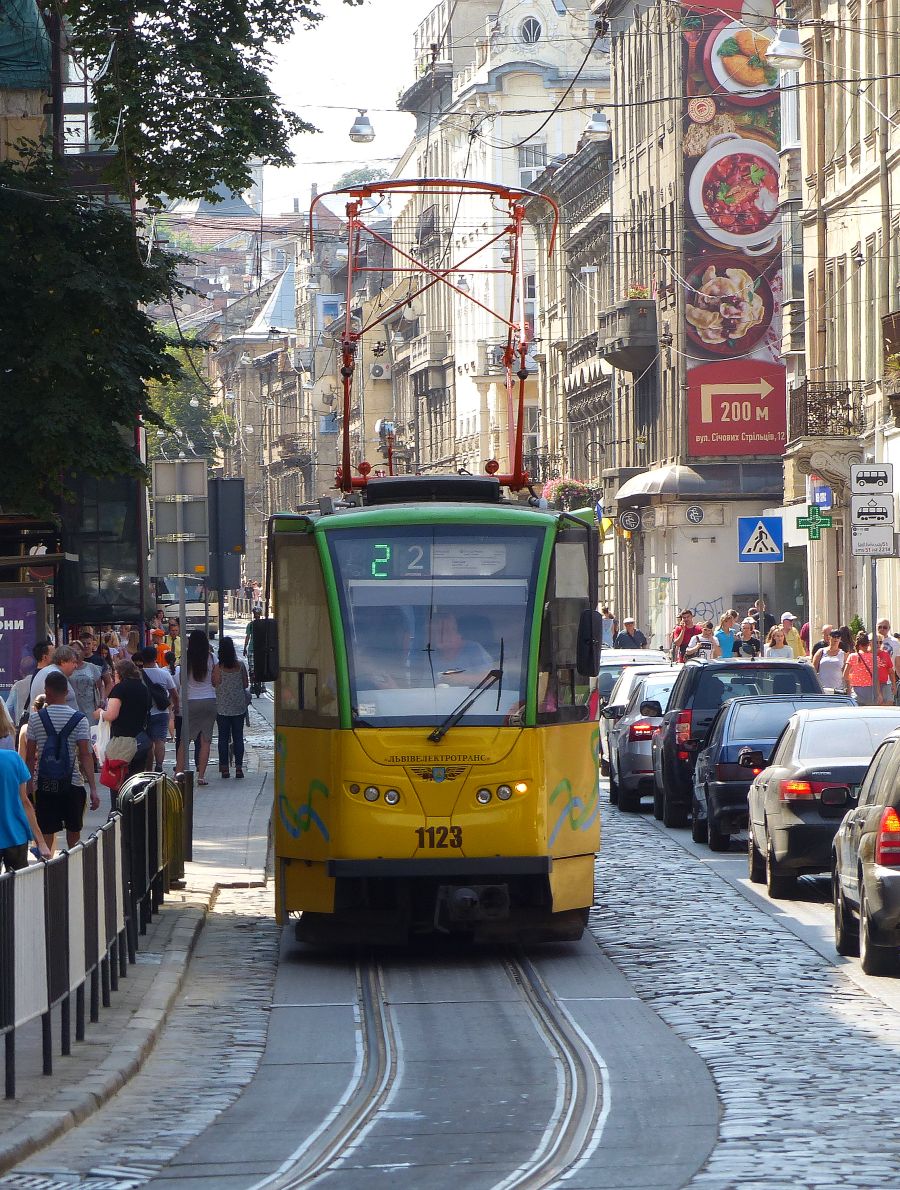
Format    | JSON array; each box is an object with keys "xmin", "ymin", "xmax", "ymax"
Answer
[{"xmin": 788, "ymin": 381, "xmax": 865, "ymax": 440}]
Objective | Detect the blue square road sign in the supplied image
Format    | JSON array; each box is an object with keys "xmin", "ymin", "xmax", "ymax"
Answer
[{"xmin": 737, "ymin": 515, "xmax": 784, "ymax": 563}]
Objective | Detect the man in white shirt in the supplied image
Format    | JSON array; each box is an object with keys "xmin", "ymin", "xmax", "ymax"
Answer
[
  {"xmin": 29, "ymin": 645, "xmax": 79, "ymax": 711},
  {"xmin": 138, "ymin": 647, "xmax": 180, "ymax": 772}
]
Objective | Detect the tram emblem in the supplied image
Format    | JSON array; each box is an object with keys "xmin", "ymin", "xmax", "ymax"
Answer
[
  {"xmin": 433, "ymin": 767, "xmax": 446, "ymax": 783},
  {"xmin": 409, "ymin": 765, "xmax": 467, "ymax": 782}
]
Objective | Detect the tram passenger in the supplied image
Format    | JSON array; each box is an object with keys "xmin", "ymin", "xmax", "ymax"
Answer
[
  {"xmin": 429, "ymin": 611, "xmax": 493, "ymax": 685},
  {"xmin": 354, "ymin": 608, "xmax": 412, "ymax": 689}
]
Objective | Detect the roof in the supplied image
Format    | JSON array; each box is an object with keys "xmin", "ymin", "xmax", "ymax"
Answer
[
  {"xmin": 244, "ymin": 263, "xmax": 296, "ymax": 339},
  {"xmin": 0, "ymin": 0, "xmax": 50, "ymax": 89},
  {"xmin": 166, "ymin": 182, "xmax": 258, "ymax": 220}
]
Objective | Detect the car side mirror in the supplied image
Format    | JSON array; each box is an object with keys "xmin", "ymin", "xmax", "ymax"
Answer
[
  {"xmin": 576, "ymin": 609, "xmax": 602, "ymax": 676},
  {"xmin": 820, "ymin": 785, "xmax": 851, "ymax": 807},
  {"xmin": 603, "ymin": 705, "xmax": 621, "ymax": 719},
  {"xmin": 250, "ymin": 618, "xmax": 279, "ymax": 682},
  {"xmin": 640, "ymin": 699, "xmax": 663, "ymax": 717},
  {"xmin": 738, "ymin": 748, "xmax": 766, "ymax": 769}
]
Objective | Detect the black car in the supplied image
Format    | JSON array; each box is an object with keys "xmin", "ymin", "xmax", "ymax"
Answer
[
  {"xmin": 692, "ymin": 694, "xmax": 853, "ymax": 850},
  {"xmin": 655, "ymin": 659, "xmax": 824, "ymax": 828}
]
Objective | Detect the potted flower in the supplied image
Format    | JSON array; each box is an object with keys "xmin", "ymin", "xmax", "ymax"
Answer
[
  {"xmin": 542, "ymin": 476, "xmax": 593, "ymax": 510},
  {"xmin": 626, "ymin": 283, "xmax": 650, "ymax": 299}
]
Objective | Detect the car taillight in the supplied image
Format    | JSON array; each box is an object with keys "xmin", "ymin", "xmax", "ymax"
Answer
[
  {"xmin": 629, "ymin": 720, "xmax": 655, "ymax": 741},
  {"xmin": 779, "ymin": 779, "xmax": 833, "ymax": 801},
  {"xmin": 675, "ymin": 710, "xmax": 692, "ymax": 744},
  {"xmin": 875, "ymin": 806, "xmax": 900, "ymax": 866}
]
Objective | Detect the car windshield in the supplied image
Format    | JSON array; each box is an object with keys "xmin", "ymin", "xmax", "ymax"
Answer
[
  {"xmin": 640, "ymin": 675, "xmax": 676, "ymax": 707},
  {"xmin": 597, "ymin": 666, "xmax": 627, "ymax": 703},
  {"xmin": 328, "ymin": 523, "xmax": 544, "ymax": 727},
  {"xmin": 798, "ymin": 716, "xmax": 900, "ymax": 760},
  {"xmin": 731, "ymin": 701, "xmax": 805, "ymax": 740},
  {"xmin": 694, "ymin": 665, "xmax": 819, "ymax": 711}
]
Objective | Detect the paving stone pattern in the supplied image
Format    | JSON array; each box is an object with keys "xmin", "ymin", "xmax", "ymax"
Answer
[
  {"xmin": 590, "ymin": 805, "xmax": 900, "ymax": 1190},
  {"xmin": 5, "ymin": 886, "xmax": 279, "ymax": 1189}
]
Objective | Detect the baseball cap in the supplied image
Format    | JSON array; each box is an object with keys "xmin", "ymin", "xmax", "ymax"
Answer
[
  {"xmin": 741, "ymin": 617, "xmax": 755, "ymax": 626},
  {"xmin": 781, "ymin": 611, "xmax": 797, "ymax": 620},
  {"xmin": 623, "ymin": 616, "xmax": 635, "ymax": 624}
]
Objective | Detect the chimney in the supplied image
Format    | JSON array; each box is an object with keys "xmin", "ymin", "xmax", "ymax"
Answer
[{"xmin": 293, "ymin": 197, "xmax": 299, "ymax": 213}]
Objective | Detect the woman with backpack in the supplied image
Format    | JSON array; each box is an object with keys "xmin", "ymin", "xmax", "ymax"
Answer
[{"xmin": 215, "ymin": 636, "xmax": 249, "ymax": 779}]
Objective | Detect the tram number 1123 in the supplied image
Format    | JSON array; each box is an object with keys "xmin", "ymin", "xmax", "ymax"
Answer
[{"xmin": 415, "ymin": 825, "xmax": 463, "ymax": 849}]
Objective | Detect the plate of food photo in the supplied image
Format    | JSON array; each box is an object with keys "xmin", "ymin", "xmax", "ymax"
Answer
[
  {"xmin": 685, "ymin": 255, "xmax": 774, "ymax": 356},
  {"xmin": 704, "ymin": 20, "xmax": 779, "ymax": 105},
  {"xmin": 688, "ymin": 134, "xmax": 781, "ymax": 251}
]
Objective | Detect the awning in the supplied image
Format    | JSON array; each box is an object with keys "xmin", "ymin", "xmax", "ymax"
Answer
[{"xmin": 614, "ymin": 462, "xmax": 783, "ymax": 505}]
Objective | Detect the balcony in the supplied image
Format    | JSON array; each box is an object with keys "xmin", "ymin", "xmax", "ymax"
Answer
[
  {"xmin": 271, "ymin": 434, "xmax": 312, "ymax": 469},
  {"xmin": 597, "ymin": 299, "xmax": 657, "ymax": 372},
  {"xmin": 410, "ymin": 330, "xmax": 449, "ymax": 373},
  {"xmin": 787, "ymin": 381, "xmax": 864, "ymax": 440}
]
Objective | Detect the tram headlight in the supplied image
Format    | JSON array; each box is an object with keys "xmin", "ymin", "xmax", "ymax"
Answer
[
  {"xmin": 364, "ymin": 786, "xmax": 380, "ymax": 802},
  {"xmin": 514, "ymin": 781, "xmax": 528, "ymax": 794},
  {"xmin": 349, "ymin": 783, "xmax": 360, "ymax": 794},
  {"xmin": 496, "ymin": 785, "xmax": 512, "ymax": 801},
  {"xmin": 384, "ymin": 789, "xmax": 400, "ymax": 806},
  {"xmin": 476, "ymin": 788, "xmax": 492, "ymax": 804}
]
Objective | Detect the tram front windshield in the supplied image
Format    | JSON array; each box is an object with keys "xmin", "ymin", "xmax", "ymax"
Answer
[{"xmin": 328, "ymin": 524, "xmax": 544, "ymax": 727}]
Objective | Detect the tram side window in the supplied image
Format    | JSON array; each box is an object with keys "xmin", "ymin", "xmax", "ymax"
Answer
[
  {"xmin": 537, "ymin": 540, "xmax": 591, "ymax": 724},
  {"xmin": 275, "ymin": 536, "xmax": 338, "ymax": 726}
]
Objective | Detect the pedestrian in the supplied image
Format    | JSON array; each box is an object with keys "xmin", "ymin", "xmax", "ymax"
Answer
[
  {"xmin": 834, "ymin": 625, "xmax": 854, "ymax": 654},
  {"xmin": 0, "ymin": 702, "xmax": 16, "ymax": 751},
  {"xmin": 813, "ymin": 633, "xmax": 847, "ymax": 692},
  {"xmin": 244, "ymin": 607, "xmax": 261, "ymax": 655},
  {"xmin": 68, "ymin": 641, "xmax": 104, "ymax": 719},
  {"xmin": 764, "ymin": 626, "xmax": 794, "ymax": 659},
  {"xmin": 876, "ymin": 634, "xmax": 898, "ymax": 705},
  {"xmin": 779, "ymin": 612, "xmax": 806, "ymax": 657},
  {"xmin": 138, "ymin": 646, "xmax": 179, "ymax": 773},
  {"xmin": 810, "ymin": 624, "xmax": 832, "ymax": 657},
  {"xmin": 734, "ymin": 617, "xmax": 762, "ymax": 660},
  {"xmin": 96, "ymin": 658, "xmax": 152, "ymax": 785},
  {"xmin": 215, "ymin": 637, "xmax": 249, "ymax": 779},
  {"xmin": 671, "ymin": 609, "xmax": 701, "ymax": 661},
  {"xmin": 0, "ymin": 748, "xmax": 50, "ymax": 871},
  {"xmin": 843, "ymin": 632, "xmax": 881, "ymax": 705},
  {"xmin": 599, "ymin": 606, "xmax": 617, "ymax": 648},
  {"xmin": 29, "ymin": 645, "xmax": 80, "ymax": 711},
  {"xmin": 685, "ymin": 620, "xmax": 721, "ymax": 660},
  {"xmin": 25, "ymin": 671, "xmax": 99, "ymax": 856},
  {"xmin": 715, "ymin": 611, "xmax": 737, "ymax": 658},
  {"xmin": 877, "ymin": 617, "xmax": 900, "ymax": 679},
  {"xmin": 613, "ymin": 616, "xmax": 647, "ymax": 649},
  {"xmin": 164, "ymin": 617, "xmax": 182, "ymax": 664},
  {"xmin": 102, "ymin": 629, "xmax": 124, "ymax": 662},
  {"xmin": 164, "ymin": 650, "xmax": 177, "ymax": 740},
  {"xmin": 175, "ymin": 629, "xmax": 219, "ymax": 786},
  {"xmin": 7, "ymin": 640, "xmax": 52, "ymax": 726},
  {"xmin": 752, "ymin": 598, "xmax": 777, "ymax": 635}
]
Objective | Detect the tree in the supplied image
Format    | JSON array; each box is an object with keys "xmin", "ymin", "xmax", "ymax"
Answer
[
  {"xmin": 61, "ymin": 0, "xmax": 363, "ymax": 205},
  {"xmin": 333, "ymin": 165, "xmax": 392, "ymax": 190},
  {"xmin": 0, "ymin": 151, "xmax": 181, "ymax": 515},
  {"xmin": 146, "ymin": 339, "xmax": 228, "ymax": 462}
]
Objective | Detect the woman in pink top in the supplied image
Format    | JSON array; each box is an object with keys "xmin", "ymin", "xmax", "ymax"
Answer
[{"xmin": 842, "ymin": 632, "xmax": 880, "ymax": 705}]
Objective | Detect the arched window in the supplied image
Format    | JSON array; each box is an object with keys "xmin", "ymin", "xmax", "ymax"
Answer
[{"xmin": 521, "ymin": 17, "xmax": 542, "ymax": 44}]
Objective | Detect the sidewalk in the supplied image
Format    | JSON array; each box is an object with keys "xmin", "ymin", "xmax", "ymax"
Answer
[{"xmin": 0, "ymin": 705, "xmax": 274, "ymax": 1175}]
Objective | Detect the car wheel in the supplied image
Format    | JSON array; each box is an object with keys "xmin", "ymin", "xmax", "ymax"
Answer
[
  {"xmin": 765, "ymin": 832, "xmax": 797, "ymax": 899},
  {"xmin": 608, "ymin": 761, "xmax": 619, "ymax": 806},
  {"xmin": 663, "ymin": 790, "xmax": 688, "ymax": 829},
  {"xmin": 747, "ymin": 828, "xmax": 765, "ymax": 884},
  {"xmin": 600, "ymin": 747, "xmax": 609, "ymax": 777},
  {"xmin": 707, "ymin": 798, "xmax": 730, "ymax": 853},
  {"xmin": 618, "ymin": 782, "xmax": 640, "ymax": 813},
  {"xmin": 652, "ymin": 780, "xmax": 663, "ymax": 820},
  {"xmin": 690, "ymin": 801, "xmax": 708, "ymax": 844},
  {"xmin": 832, "ymin": 868, "xmax": 859, "ymax": 957},
  {"xmin": 860, "ymin": 885, "xmax": 898, "ymax": 976}
]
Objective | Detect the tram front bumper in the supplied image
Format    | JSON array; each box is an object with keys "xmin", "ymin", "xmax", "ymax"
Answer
[{"xmin": 326, "ymin": 856, "xmax": 551, "ymax": 877}]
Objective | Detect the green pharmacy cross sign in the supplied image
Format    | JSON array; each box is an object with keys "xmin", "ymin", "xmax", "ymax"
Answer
[{"xmin": 796, "ymin": 504, "xmax": 833, "ymax": 541}]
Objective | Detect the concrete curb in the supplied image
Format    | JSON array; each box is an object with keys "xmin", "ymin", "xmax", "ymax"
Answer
[{"xmin": 0, "ymin": 904, "xmax": 209, "ymax": 1175}]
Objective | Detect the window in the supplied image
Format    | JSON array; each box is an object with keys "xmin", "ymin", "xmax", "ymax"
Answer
[
  {"xmin": 275, "ymin": 534, "xmax": 338, "ymax": 727},
  {"xmin": 521, "ymin": 17, "xmax": 542, "ymax": 43},
  {"xmin": 518, "ymin": 142, "xmax": 547, "ymax": 188},
  {"xmin": 537, "ymin": 529, "xmax": 594, "ymax": 724}
]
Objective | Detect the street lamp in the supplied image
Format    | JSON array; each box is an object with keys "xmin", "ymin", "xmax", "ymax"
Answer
[
  {"xmin": 582, "ymin": 108, "xmax": 611, "ymax": 143},
  {"xmin": 349, "ymin": 109, "xmax": 375, "ymax": 144},
  {"xmin": 764, "ymin": 25, "xmax": 808, "ymax": 71}
]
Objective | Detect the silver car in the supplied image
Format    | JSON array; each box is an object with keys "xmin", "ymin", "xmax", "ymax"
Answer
[
  {"xmin": 608, "ymin": 670, "xmax": 678, "ymax": 812},
  {"xmin": 833, "ymin": 725, "xmax": 900, "ymax": 975},
  {"xmin": 595, "ymin": 649, "xmax": 670, "ymax": 773}
]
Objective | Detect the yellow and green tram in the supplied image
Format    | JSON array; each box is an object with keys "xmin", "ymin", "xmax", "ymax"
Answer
[{"xmin": 256, "ymin": 473, "xmax": 602, "ymax": 944}]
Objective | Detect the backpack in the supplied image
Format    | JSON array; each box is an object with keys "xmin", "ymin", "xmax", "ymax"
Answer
[
  {"xmin": 142, "ymin": 671, "xmax": 170, "ymax": 712},
  {"xmin": 37, "ymin": 708, "xmax": 85, "ymax": 784}
]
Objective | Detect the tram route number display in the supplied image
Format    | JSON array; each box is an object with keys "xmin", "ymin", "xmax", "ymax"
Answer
[
  {"xmin": 415, "ymin": 825, "xmax": 463, "ymax": 849},
  {"xmin": 369, "ymin": 542, "xmax": 507, "ymax": 579}
]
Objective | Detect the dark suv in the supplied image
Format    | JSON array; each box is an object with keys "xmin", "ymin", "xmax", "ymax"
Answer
[{"xmin": 654, "ymin": 660, "xmax": 824, "ymax": 827}]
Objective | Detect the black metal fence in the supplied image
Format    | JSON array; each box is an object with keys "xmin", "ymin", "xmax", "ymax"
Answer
[{"xmin": 0, "ymin": 772, "xmax": 184, "ymax": 1099}]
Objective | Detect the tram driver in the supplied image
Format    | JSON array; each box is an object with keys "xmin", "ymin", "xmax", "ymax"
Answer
[{"xmin": 429, "ymin": 611, "xmax": 493, "ymax": 685}]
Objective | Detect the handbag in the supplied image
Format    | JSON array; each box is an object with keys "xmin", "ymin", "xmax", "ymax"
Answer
[{"xmin": 100, "ymin": 756, "xmax": 129, "ymax": 791}]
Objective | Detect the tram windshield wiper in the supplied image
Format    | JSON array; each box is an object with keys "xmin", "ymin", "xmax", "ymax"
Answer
[{"xmin": 427, "ymin": 668, "xmax": 502, "ymax": 743}]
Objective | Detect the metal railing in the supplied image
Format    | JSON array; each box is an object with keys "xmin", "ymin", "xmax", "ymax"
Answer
[
  {"xmin": 0, "ymin": 773, "xmax": 183, "ymax": 1099},
  {"xmin": 788, "ymin": 380, "xmax": 865, "ymax": 439}
]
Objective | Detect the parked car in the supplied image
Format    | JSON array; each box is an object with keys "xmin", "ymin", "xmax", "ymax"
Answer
[
  {"xmin": 832, "ymin": 725, "xmax": 900, "ymax": 974},
  {"xmin": 591, "ymin": 649, "xmax": 669, "ymax": 773},
  {"xmin": 600, "ymin": 661, "xmax": 674, "ymax": 785},
  {"xmin": 655, "ymin": 659, "xmax": 824, "ymax": 828},
  {"xmin": 747, "ymin": 706, "xmax": 900, "ymax": 899},
  {"xmin": 608, "ymin": 670, "xmax": 678, "ymax": 812},
  {"xmin": 692, "ymin": 694, "xmax": 854, "ymax": 850}
]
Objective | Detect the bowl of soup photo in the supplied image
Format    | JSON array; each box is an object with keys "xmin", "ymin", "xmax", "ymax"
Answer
[{"xmin": 688, "ymin": 135, "xmax": 781, "ymax": 251}]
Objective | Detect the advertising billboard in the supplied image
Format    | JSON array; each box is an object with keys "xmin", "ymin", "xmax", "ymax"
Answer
[
  {"xmin": 0, "ymin": 584, "xmax": 47, "ymax": 691},
  {"xmin": 681, "ymin": 1, "xmax": 787, "ymax": 457}
]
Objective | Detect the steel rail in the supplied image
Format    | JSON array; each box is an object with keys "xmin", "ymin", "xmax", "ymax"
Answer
[
  {"xmin": 253, "ymin": 958, "xmax": 398, "ymax": 1190},
  {"xmin": 493, "ymin": 953, "xmax": 605, "ymax": 1190}
]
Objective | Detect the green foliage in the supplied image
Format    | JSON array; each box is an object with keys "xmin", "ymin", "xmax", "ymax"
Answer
[
  {"xmin": 61, "ymin": 0, "xmax": 363, "ymax": 204},
  {"xmin": 0, "ymin": 151, "xmax": 182, "ymax": 515},
  {"xmin": 146, "ymin": 338, "xmax": 228, "ymax": 461},
  {"xmin": 850, "ymin": 614, "xmax": 866, "ymax": 636},
  {"xmin": 333, "ymin": 165, "xmax": 392, "ymax": 190}
]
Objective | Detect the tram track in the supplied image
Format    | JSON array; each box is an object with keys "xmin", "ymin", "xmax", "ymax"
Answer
[{"xmin": 251, "ymin": 948, "xmax": 606, "ymax": 1189}]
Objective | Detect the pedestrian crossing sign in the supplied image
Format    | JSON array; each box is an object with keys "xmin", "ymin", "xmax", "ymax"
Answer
[{"xmin": 737, "ymin": 515, "xmax": 784, "ymax": 563}]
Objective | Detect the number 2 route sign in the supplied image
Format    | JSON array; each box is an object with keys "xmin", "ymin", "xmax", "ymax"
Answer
[{"xmin": 738, "ymin": 515, "xmax": 784, "ymax": 563}]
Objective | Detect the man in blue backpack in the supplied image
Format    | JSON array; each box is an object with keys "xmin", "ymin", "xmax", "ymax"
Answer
[{"xmin": 25, "ymin": 671, "xmax": 99, "ymax": 856}]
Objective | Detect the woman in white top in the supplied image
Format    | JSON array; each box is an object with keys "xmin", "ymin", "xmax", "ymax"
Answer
[
  {"xmin": 175, "ymin": 630, "xmax": 220, "ymax": 785},
  {"xmin": 764, "ymin": 626, "xmax": 794, "ymax": 659},
  {"xmin": 813, "ymin": 635, "xmax": 847, "ymax": 692}
]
